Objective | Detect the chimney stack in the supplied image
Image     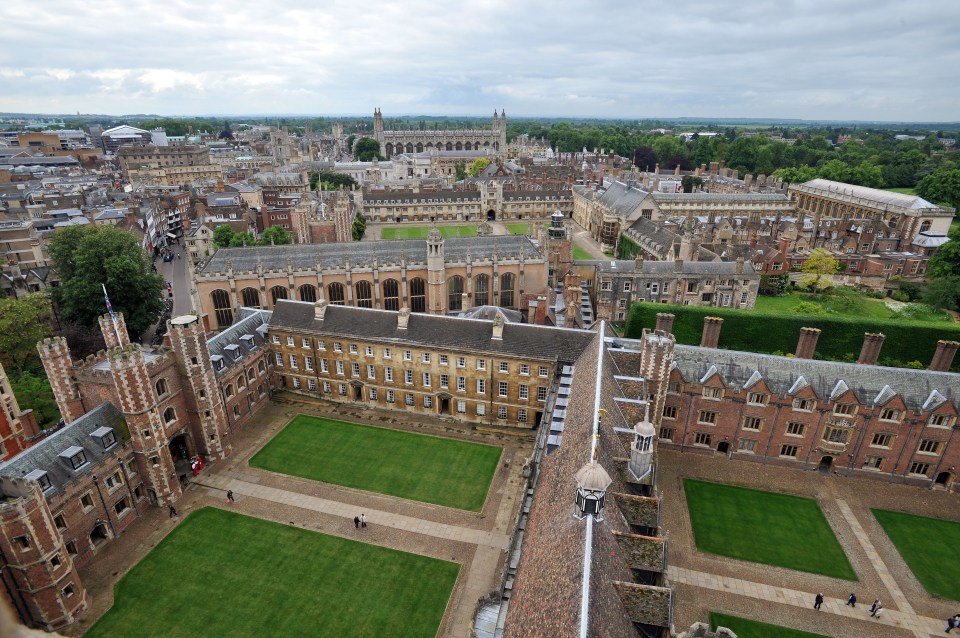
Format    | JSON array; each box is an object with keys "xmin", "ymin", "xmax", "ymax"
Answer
[
  {"xmin": 857, "ymin": 332, "xmax": 886, "ymax": 365},
  {"xmin": 314, "ymin": 300, "xmax": 328, "ymax": 320},
  {"xmin": 700, "ymin": 316, "xmax": 724, "ymax": 348},
  {"xmin": 492, "ymin": 314, "xmax": 504, "ymax": 340},
  {"xmin": 655, "ymin": 313, "xmax": 675, "ymax": 334},
  {"xmin": 735, "ymin": 257, "xmax": 744, "ymax": 275},
  {"xmin": 534, "ymin": 295, "xmax": 548, "ymax": 325},
  {"xmin": 795, "ymin": 327, "xmax": 821, "ymax": 359},
  {"xmin": 929, "ymin": 340, "xmax": 960, "ymax": 372},
  {"xmin": 397, "ymin": 307, "xmax": 411, "ymax": 330}
]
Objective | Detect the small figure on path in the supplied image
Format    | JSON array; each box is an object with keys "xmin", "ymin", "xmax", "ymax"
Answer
[
  {"xmin": 814, "ymin": 593, "xmax": 823, "ymax": 610},
  {"xmin": 354, "ymin": 515, "xmax": 360, "ymax": 529},
  {"xmin": 873, "ymin": 606, "xmax": 882, "ymax": 620},
  {"xmin": 361, "ymin": 513, "xmax": 367, "ymax": 528},
  {"xmin": 948, "ymin": 615, "xmax": 959, "ymax": 633},
  {"xmin": 870, "ymin": 601, "xmax": 883, "ymax": 618},
  {"xmin": 226, "ymin": 490, "xmax": 235, "ymax": 504},
  {"xmin": 869, "ymin": 599, "xmax": 879, "ymax": 615},
  {"xmin": 169, "ymin": 505, "xmax": 178, "ymax": 518},
  {"xmin": 847, "ymin": 593, "xmax": 857, "ymax": 607}
]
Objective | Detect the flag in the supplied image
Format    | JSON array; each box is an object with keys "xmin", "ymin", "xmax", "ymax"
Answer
[{"xmin": 102, "ymin": 284, "xmax": 115, "ymax": 318}]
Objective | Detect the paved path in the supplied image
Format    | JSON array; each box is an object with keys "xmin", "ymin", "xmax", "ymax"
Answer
[
  {"xmin": 195, "ymin": 474, "xmax": 511, "ymax": 550},
  {"xmin": 668, "ymin": 566, "xmax": 944, "ymax": 637}
]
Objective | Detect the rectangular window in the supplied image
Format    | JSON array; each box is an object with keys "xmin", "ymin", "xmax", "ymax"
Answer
[
  {"xmin": 439, "ymin": 354, "xmax": 448, "ymax": 365},
  {"xmin": 323, "ymin": 381, "xmax": 332, "ymax": 393},
  {"xmin": 422, "ymin": 372, "xmax": 431, "ymax": 387},
  {"xmin": 302, "ymin": 337, "xmax": 311, "ymax": 348},
  {"xmin": 386, "ymin": 390, "xmax": 395, "ymax": 403},
  {"xmin": 404, "ymin": 369, "xmax": 413, "ymax": 385},
  {"xmin": 929, "ymin": 414, "xmax": 955, "ymax": 428},
  {"xmin": 367, "ymin": 364, "xmax": 376, "ymax": 379},
  {"xmin": 538, "ymin": 366, "xmax": 548, "ymax": 378},
  {"xmin": 351, "ymin": 363, "xmax": 360, "ymax": 377},
  {"xmin": 335, "ymin": 360, "xmax": 344, "ymax": 375},
  {"xmin": 833, "ymin": 403, "xmax": 857, "ymax": 416},
  {"xmin": 289, "ymin": 354, "xmax": 298, "ymax": 369},
  {"xmin": 308, "ymin": 379, "xmax": 316, "ymax": 391},
  {"xmin": 822, "ymin": 427, "xmax": 849, "ymax": 443},
  {"xmin": 519, "ymin": 384, "xmax": 529, "ymax": 400},
  {"xmin": 320, "ymin": 359, "xmax": 329, "ymax": 373},
  {"xmin": 477, "ymin": 359, "xmax": 486, "ymax": 371},
  {"xmin": 272, "ymin": 335, "xmax": 280, "ymax": 344},
  {"xmin": 338, "ymin": 383, "xmax": 347, "ymax": 396},
  {"xmin": 404, "ymin": 350, "xmax": 412, "ymax": 361},
  {"xmin": 385, "ymin": 368, "xmax": 394, "ymax": 382},
  {"xmin": 520, "ymin": 364, "xmax": 529, "ymax": 376},
  {"xmin": 457, "ymin": 377, "xmax": 466, "ymax": 392},
  {"xmin": 333, "ymin": 341, "xmax": 342, "ymax": 352},
  {"xmin": 317, "ymin": 340, "xmax": 326, "ymax": 350},
  {"xmin": 80, "ymin": 493, "xmax": 94, "ymax": 510},
  {"xmin": 477, "ymin": 402, "xmax": 486, "ymax": 416},
  {"xmin": 780, "ymin": 444, "xmax": 800, "ymax": 458},
  {"xmin": 383, "ymin": 348, "xmax": 391, "ymax": 358},
  {"xmin": 702, "ymin": 387, "xmax": 723, "ymax": 400},
  {"xmin": 286, "ymin": 336, "xmax": 294, "ymax": 346},
  {"xmin": 497, "ymin": 406, "xmax": 507, "ymax": 419},
  {"xmin": 440, "ymin": 374, "xmax": 449, "ymax": 389},
  {"xmin": 746, "ymin": 392, "xmax": 767, "ymax": 406},
  {"xmin": 918, "ymin": 439, "xmax": 942, "ymax": 455},
  {"xmin": 349, "ymin": 344, "xmax": 358, "ymax": 354},
  {"xmin": 909, "ymin": 462, "xmax": 930, "ymax": 476},
  {"xmin": 54, "ymin": 514, "xmax": 67, "ymax": 530},
  {"xmin": 457, "ymin": 357, "xmax": 466, "ymax": 368},
  {"xmin": 785, "ymin": 422, "xmax": 805, "ymax": 436},
  {"xmin": 879, "ymin": 408, "xmax": 901, "ymax": 422},
  {"xmin": 694, "ymin": 432, "xmax": 712, "ymax": 446},
  {"xmin": 458, "ymin": 401, "xmax": 468, "ymax": 414},
  {"xmin": 518, "ymin": 408, "xmax": 528, "ymax": 423},
  {"xmin": 600, "ymin": 280, "xmax": 611, "ymax": 291},
  {"xmin": 792, "ymin": 398, "xmax": 814, "ymax": 411},
  {"xmin": 405, "ymin": 393, "xmax": 415, "ymax": 406},
  {"xmin": 697, "ymin": 410, "xmax": 717, "ymax": 425},
  {"xmin": 477, "ymin": 379, "xmax": 486, "ymax": 394},
  {"xmin": 423, "ymin": 396, "xmax": 433, "ymax": 408},
  {"xmin": 738, "ymin": 438, "xmax": 757, "ymax": 453},
  {"xmin": 668, "ymin": 382, "xmax": 681, "ymax": 394},
  {"xmin": 275, "ymin": 352, "xmax": 283, "ymax": 366},
  {"xmin": 68, "ymin": 451, "xmax": 87, "ymax": 470},
  {"xmin": 422, "ymin": 353, "xmax": 431, "ymax": 363},
  {"xmin": 659, "ymin": 427, "xmax": 674, "ymax": 440},
  {"xmin": 871, "ymin": 433, "xmax": 893, "ymax": 448},
  {"xmin": 369, "ymin": 388, "xmax": 378, "ymax": 400},
  {"xmin": 498, "ymin": 381, "xmax": 508, "ymax": 397},
  {"xmin": 623, "ymin": 281, "xmax": 631, "ymax": 292},
  {"xmin": 662, "ymin": 405, "xmax": 678, "ymax": 419},
  {"xmin": 537, "ymin": 386, "xmax": 547, "ymax": 402},
  {"xmin": 304, "ymin": 356, "xmax": 314, "ymax": 371},
  {"xmin": 499, "ymin": 361, "xmax": 509, "ymax": 373},
  {"xmin": 862, "ymin": 455, "xmax": 883, "ymax": 470},
  {"xmin": 365, "ymin": 345, "xmax": 373, "ymax": 356},
  {"xmin": 742, "ymin": 416, "xmax": 763, "ymax": 431}
]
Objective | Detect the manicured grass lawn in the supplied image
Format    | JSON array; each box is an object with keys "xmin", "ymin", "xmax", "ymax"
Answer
[
  {"xmin": 573, "ymin": 245, "xmax": 594, "ymax": 261},
  {"xmin": 381, "ymin": 225, "xmax": 477, "ymax": 239},
  {"xmin": 250, "ymin": 415, "xmax": 501, "ymax": 511},
  {"xmin": 711, "ymin": 612, "xmax": 829, "ymax": 638},
  {"xmin": 873, "ymin": 509, "xmax": 960, "ymax": 600},
  {"xmin": 754, "ymin": 292, "xmax": 896, "ymax": 319},
  {"xmin": 86, "ymin": 508, "xmax": 459, "ymax": 638},
  {"xmin": 885, "ymin": 187, "xmax": 918, "ymax": 196},
  {"xmin": 684, "ymin": 479, "xmax": 856, "ymax": 580},
  {"xmin": 505, "ymin": 222, "xmax": 534, "ymax": 235}
]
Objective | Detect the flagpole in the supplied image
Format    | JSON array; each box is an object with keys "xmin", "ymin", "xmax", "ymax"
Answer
[{"xmin": 102, "ymin": 284, "xmax": 123, "ymax": 346}]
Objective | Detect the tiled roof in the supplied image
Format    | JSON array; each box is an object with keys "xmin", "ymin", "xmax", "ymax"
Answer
[
  {"xmin": 198, "ymin": 235, "xmax": 543, "ymax": 274},
  {"xmin": 797, "ymin": 179, "xmax": 943, "ymax": 210},
  {"xmin": 651, "ymin": 192, "xmax": 789, "ymax": 203},
  {"xmin": 206, "ymin": 308, "xmax": 273, "ymax": 376},
  {"xmin": 268, "ymin": 301, "xmax": 595, "ymax": 364},
  {"xmin": 0, "ymin": 403, "xmax": 128, "ymax": 497},
  {"xmin": 595, "ymin": 260, "xmax": 755, "ymax": 275},
  {"xmin": 598, "ymin": 181, "xmax": 650, "ymax": 217}
]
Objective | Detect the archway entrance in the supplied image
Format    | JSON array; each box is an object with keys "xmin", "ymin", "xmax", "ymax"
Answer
[
  {"xmin": 717, "ymin": 441, "xmax": 729, "ymax": 454},
  {"xmin": 439, "ymin": 395, "xmax": 451, "ymax": 415},
  {"xmin": 169, "ymin": 432, "xmax": 193, "ymax": 483},
  {"xmin": 487, "ymin": 209, "xmax": 496, "ymax": 221},
  {"xmin": 818, "ymin": 456, "xmax": 833, "ymax": 473},
  {"xmin": 89, "ymin": 522, "xmax": 109, "ymax": 546},
  {"xmin": 352, "ymin": 383, "xmax": 363, "ymax": 401},
  {"xmin": 935, "ymin": 471, "xmax": 952, "ymax": 487}
]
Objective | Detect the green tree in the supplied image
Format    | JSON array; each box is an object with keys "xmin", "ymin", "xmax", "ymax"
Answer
[
  {"xmin": 352, "ymin": 215, "xmax": 367, "ymax": 241},
  {"xmin": 467, "ymin": 158, "xmax": 491, "ymax": 177},
  {"xmin": 259, "ymin": 225, "xmax": 292, "ymax": 246},
  {"xmin": 0, "ymin": 293, "xmax": 52, "ymax": 374},
  {"xmin": 921, "ymin": 276, "xmax": 960, "ymax": 311},
  {"xmin": 354, "ymin": 138, "xmax": 383, "ymax": 162},
  {"xmin": 229, "ymin": 232, "xmax": 256, "ymax": 247},
  {"xmin": 212, "ymin": 224, "xmax": 235, "ymax": 249},
  {"xmin": 773, "ymin": 165, "xmax": 818, "ymax": 185},
  {"xmin": 916, "ymin": 169, "xmax": 960, "ymax": 209},
  {"xmin": 927, "ymin": 226, "xmax": 960, "ymax": 278},
  {"xmin": 311, "ymin": 171, "xmax": 357, "ymax": 191},
  {"xmin": 345, "ymin": 134, "xmax": 356, "ymax": 152},
  {"xmin": 799, "ymin": 248, "xmax": 840, "ymax": 294},
  {"xmin": 681, "ymin": 175, "xmax": 703, "ymax": 193},
  {"xmin": 10, "ymin": 372, "xmax": 59, "ymax": 428},
  {"xmin": 49, "ymin": 225, "xmax": 165, "ymax": 339},
  {"xmin": 454, "ymin": 162, "xmax": 467, "ymax": 182}
]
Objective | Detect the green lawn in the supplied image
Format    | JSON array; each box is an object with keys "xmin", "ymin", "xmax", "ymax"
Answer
[
  {"xmin": 711, "ymin": 613, "xmax": 829, "ymax": 638},
  {"xmin": 250, "ymin": 415, "xmax": 502, "ymax": 511},
  {"xmin": 684, "ymin": 479, "xmax": 856, "ymax": 580},
  {"xmin": 86, "ymin": 508, "xmax": 459, "ymax": 638},
  {"xmin": 380, "ymin": 225, "xmax": 477, "ymax": 239},
  {"xmin": 505, "ymin": 222, "xmax": 534, "ymax": 235},
  {"xmin": 754, "ymin": 292, "xmax": 896, "ymax": 319},
  {"xmin": 573, "ymin": 245, "xmax": 594, "ymax": 261},
  {"xmin": 873, "ymin": 509, "xmax": 960, "ymax": 600},
  {"xmin": 885, "ymin": 187, "xmax": 918, "ymax": 196}
]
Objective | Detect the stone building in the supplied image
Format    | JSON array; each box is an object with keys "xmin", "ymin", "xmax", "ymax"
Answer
[
  {"xmin": 117, "ymin": 145, "xmax": 211, "ymax": 179},
  {"xmin": 190, "ymin": 232, "xmax": 550, "ymax": 330},
  {"xmin": 99, "ymin": 125, "xmax": 152, "ymax": 154},
  {"xmin": 374, "ymin": 108, "xmax": 507, "ymax": 159},
  {"xmin": 0, "ymin": 362, "xmax": 38, "ymax": 460}
]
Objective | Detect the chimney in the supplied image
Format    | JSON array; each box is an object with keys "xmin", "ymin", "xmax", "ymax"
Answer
[
  {"xmin": 779, "ymin": 236, "xmax": 790, "ymax": 255},
  {"xmin": 566, "ymin": 300, "xmax": 577, "ymax": 324},
  {"xmin": 700, "ymin": 316, "xmax": 724, "ymax": 348},
  {"xmin": 397, "ymin": 306, "xmax": 411, "ymax": 330},
  {"xmin": 655, "ymin": 313, "xmax": 675, "ymax": 334},
  {"xmin": 674, "ymin": 258, "xmax": 684, "ymax": 274},
  {"xmin": 461, "ymin": 292, "xmax": 471, "ymax": 312},
  {"xmin": 857, "ymin": 332, "xmax": 886, "ymax": 365},
  {"xmin": 216, "ymin": 180, "xmax": 224, "ymax": 193},
  {"xmin": 492, "ymin": 314, "xmax": 504, "ymax": 340},
  {"xmin": 929, "ymin": 340, "xmax": 960, "ymax": 372},
  {"xmin": 314, "ymin": 300, "xmax": 328, "ymax": 320},
  {"xmin": 735, "ymin": 257, "xmax": 744, "ymax": 275},
  {"xmin": 795, "ymin": 327, "xmax": 821, "ymax": 359},
  {"xmin": 534, "ymin": 295, "xmax": 548, "ymax": 325}
]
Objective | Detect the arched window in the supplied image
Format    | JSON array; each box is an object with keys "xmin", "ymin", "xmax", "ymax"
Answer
[
  {"xmin": 299, "ymin": 284, "xmax": 317, "ymax": 303},
  {"xmin": 448, "ymin": 275, "xmax": 464, "ymax": 311},
  {"xmin": 327, "ymin": 282, "xmax": 345, "ymax": 305},
  {"xmin": 474, "ymin": 274, "xmax": 490, "ymax": 306},
  {"xmin": 155, "ymin": 378, "xmax": 168, "ymax": 397},
  {"xmin": 382, "ymin": 279, "xmax": 400, "ymax": 311},
  {"xmin": 385, "ymin": 143, "xmax": 394, "ymax": 157},
  {"xmin": 415, "ymin": 143, "xmax": 423, "ymax": 153},
  {"xmin": 500, "ymin": 273, "xmax": 516, "ymax": 308},
  {"xmin": 455, "ymin": 142, "xmax": 463, "ymax": 151},
  {"xmin": 463, "ymin": 142, "xmax": 472, "ymax": 151},
  {"xmin": 237, "ymin": 375, "xmax": 245, "ymax": 390},
  {"xmin": 258, "ymin": 360, "xmax": 265, "ymax": 373},
  {"xmin": 405, "ymin": 143, "xmax": 413, "ymax": 153},
  {"xmin": 163, "ymin": 407, "xmax": 176, "ymax": 424},
  {"xmin": 270, "ymin": 285, "xmax": 288, "ymax": 306},
  {"xmin": 409, "ymin": 278, "xmax": 426, "ymax": 313},
  {"xmin": 240, "ymin": 287, "xmax": 261, "ymax": 308},
  {"xmin": 247, "ymin": 368, "xmax": 255, "ymax": 381},
  {"xmin": 445, "ymin": 142, "xmax": 453, "ymax": 151},
  {"xmin": 211, "ymin": 289, "xmax": 233, "ymax": 328},
  {"xmin": 225, "ymin": 384, "xmax": 234, "ymax": 398},
  {"xmin": 355, "ymin": 281, "xmax": 373, "ymax": 308}
]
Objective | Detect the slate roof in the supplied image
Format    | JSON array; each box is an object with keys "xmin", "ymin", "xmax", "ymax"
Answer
[
  {"xmin": 625, "ymin": 216, "xmax": 678, "ymax": 250},
  {"xmin": 198, "ymin": 235, "xmax": 543, "ymax": 274},
  {"xmin": 798, "ymin": 179, "xmax": 943, "ymax": 210},
  {"xmin": 597, "ymin": 181, "xmax": 649, "ymax": 217},
  {"xmin": 269, "ymin": 301, "xmax": 595, "ymax": 364},
  {"xmin": 672, "ymin": 345, "xmax": 959, "ymax": 411},
  {"xmin": 594, "ymin": 260, "xmax": 755, "ymax": 275},
  {"xmin": 651, "ymin": 192, "xmax": 789, "ymax": 203},
  {"xmin": 0, "ymin": 403, "xmax": 128, "ymax": 498},
  {"xmin": 206, "ymin": 308, "xmax": 273, "ymax": 376}
]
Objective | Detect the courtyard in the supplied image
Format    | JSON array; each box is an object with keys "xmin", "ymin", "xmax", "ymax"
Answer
[{"xmin": 86, "ymin": 507, "xmax": 459, "ymax": 638}]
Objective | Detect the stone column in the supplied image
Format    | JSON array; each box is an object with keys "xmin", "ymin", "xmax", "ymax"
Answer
[
  {"xmin": 655, "ymin": 312, "xmax": 675, "ymax": 335},
  {"xmin": 929, "ymin": 340, "xmax": 960, "ymax": 372},
  {"xmin": 700, "ymin": 316, "xmax": 724, "ymax": 348},
  {"xmin": 795, "ymin": 327, "xmax": 821, "ymax": 359},
  {"xmin": 857, "ymin": 332, "xmax": 886, "ymax": 365}
]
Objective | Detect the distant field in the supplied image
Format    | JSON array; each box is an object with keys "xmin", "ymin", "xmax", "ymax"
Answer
[
  {"xmin": 381, "ymin": 225, "xmax": 478, "ymax": 239},
  {"xmin": 885, "ymin": 187, "xmax": 918, "ymax": 196}
]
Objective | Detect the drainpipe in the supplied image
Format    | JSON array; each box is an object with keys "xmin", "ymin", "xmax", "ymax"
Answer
[
  {"xmin": 117, "ymin": 455, "xmax": 141, "ymax": 518},
  {"xmin": 91, "ymin": 475, "xmax": 118, "ymax": 538}
]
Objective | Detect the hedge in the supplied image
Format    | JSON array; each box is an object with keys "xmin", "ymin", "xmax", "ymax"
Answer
[{"xmin": 624, "ymin": 302, "xmax": 960, "ymax": 371}]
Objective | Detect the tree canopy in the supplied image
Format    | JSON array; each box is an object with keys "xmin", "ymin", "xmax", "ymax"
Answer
[
  {"xmin": 467, "ymin": 158, "xmax": 491, "ymax": 177},
  {"xmin": 916, "ymin": 169, "xmax": 960, "ymax": 209},
  {"xmin": 927, "ymin": 225, "xmax": 960, "ymax": 279},
  {"xmin": 0, "ymin": 293, "xmax": 52, "ymax": 375},
  {"xmin": 799, "ymin": 248, "xmax": 840, "ymax": 294},
  {"xmin": 352, "ymin": 215, "xmax": 367, "ymax": 241},
  {"xmin": 260, "ymin": 225, "xmax": 292, "ymax": 246},
  {"xmin": 354, "ymin": 137, "xmax": 383, "ymax": 162},
  {"xmin": 310, "ymin": 171, "xmax": 358, "ymax": 191},
  {"xmin": 49, "ymin": 225, "xmax": 165, "ymax": 339},
  {"xmin": 213, "ymin": 224, "xmax": 291, "ymax": 249}
]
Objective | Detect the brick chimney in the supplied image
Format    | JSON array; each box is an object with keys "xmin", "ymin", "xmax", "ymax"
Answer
[
  {"xmin": 929, "ymin": 340, "xmax": 960, "ymax": 372},
  {"xmin": 795, "ymin": 327, "xmax": 821, "ymax": 359},
  {"xmin": 700, "ymin": 316, "xmax": 724, "ymax": 348},
  {"xmin": 655, "ymin": 313, "xmax": 675, "ymax": 334},
  {"xmin": 533, "ymin": 295, "xmax": 548, "ymax": 325},
  {"xmin": 566, "ymin": 300, "xmax": 577, "ymax": 324},
  {"xmin": 314, "ymin": 300, "xmax": 328, "ymax": 320},
  {"xmin": 397, "ymin": 307, "xmax": 410, "ymax": 330},
  {"xmin": 857, "ymin": 332, "xmax": 886, "ymax": 365}
]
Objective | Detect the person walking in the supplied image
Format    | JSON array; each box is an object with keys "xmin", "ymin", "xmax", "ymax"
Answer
[
  {"xmin": 226, "ymin": 490, "xmax": 235, "ymax": 504},
  {"xmin": 873, "ymin": 605, "xmax": 882, "ymax": 620},
  {"xmin": 814, "ymin": 593, "xmax": 824, "ymax": 610},
  {"xmin": 868, "ymin": 599, "xmax": 879, "ymax": 615},
  {"xmin": 847, "ymin": 593, "xmax": 857, "ymax": 607},
  {"xmin": 353, "ymin": 515, "xmax": 360, "ymax": 529},
  {"xmin": 360, "ymin": 513, "xmax": 367, "ymax": 528},
  {"xmin": 169, "ymin": 505, "xmax": 178, "ymax": 518},
  {"xmin": 948, "ymin": 615, "xmax": 959, "ymax": 633},
  {"xmin": 870, "ymin": 601, "xmax": 883, "ymax": 618}
]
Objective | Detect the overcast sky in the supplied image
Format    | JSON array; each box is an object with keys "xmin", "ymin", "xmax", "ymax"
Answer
[{"xmin": 1, "ymin": 0, "xmax": 958, "ymax": 121}]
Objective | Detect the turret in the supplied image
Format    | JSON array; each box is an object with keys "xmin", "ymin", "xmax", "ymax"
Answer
[
  {"xmin": 628, "ymin": 407, "xmax": 657, "ymax": 481},
  {"xmin": 426, "ymin": 228, "xmax": 446, "ymax": 314},
  {"xmin": 37, "ymin": 337, "xmax": 84, "ymax": 424}
]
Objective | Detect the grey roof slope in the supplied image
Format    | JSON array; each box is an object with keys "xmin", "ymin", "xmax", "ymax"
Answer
[
  {"xmin": 651, "ymin": 192, "xmax": 789, "ymax": 203},
  {"xmin": 269, "ymin": 301, "xmax": 595, "ymax": 364},
  {"xmin": 198, "ymin": 235, "xmax": 543, "ymax": 274},
  {"xmin": 0, "ymin": 402, "xmax": 128, "ymax": 498},
  {"xmin": 206, "ymin": 308, "xmax": 273, "ymax": 376},
  {"xmin": 598, "ymin": 181, "xmax": 649, "ymax": 217},
  {"xmin": 626, "ymin": 216, "xmax": 678, "ymax": 249},
  {"xmin": 799, "ymin": 179, "xmax": 942, "ymax": 210},
  {"xmin": 673, "ymin": 345, "xmax": 958, "ymax": 411},
  {"xmin": 594, "ymin": 260, "xmax": 755, "ymax": 275}
]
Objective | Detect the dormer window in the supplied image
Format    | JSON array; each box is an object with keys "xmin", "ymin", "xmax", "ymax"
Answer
[
  {"xmin": 211, "ymin": 355, "xmax": 225, "ymax": 371},
  {"xmin": 25, "ymin": 469, "xmax": 53, "ymax": 492},
  {"xmin": 240, "ymin": 334, "xmax": 256, "ymax": 349},
  {"xmin": 59, "ymin": 446, "xmax": 88, "ymax": 471},
  {"xmin": 91, "ymin": 426, "xmax": 117, "ymax": 450},
  {"xmin": 225, "ymin": 344, "xmax": 241, "ymax": 360}
]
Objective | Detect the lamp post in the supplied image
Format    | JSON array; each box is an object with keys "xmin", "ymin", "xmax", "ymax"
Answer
[{"xmin": 91, "ymin": 475, "xmax": 118, "ymax": 538}]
